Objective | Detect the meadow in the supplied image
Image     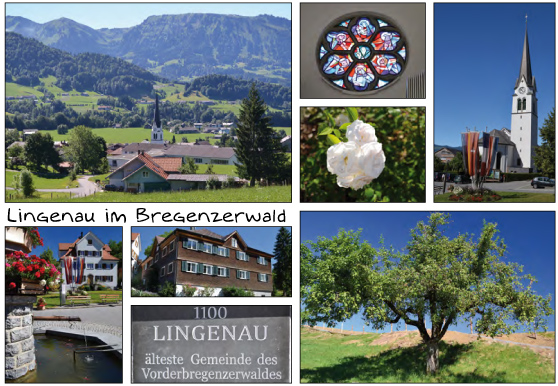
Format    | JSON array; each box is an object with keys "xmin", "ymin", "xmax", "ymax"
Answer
[
  {"xmin": 6, "ymin": 185, "xmax": 291, "ymax": 203},
  {"xmin": 6, "ymin": 170, "xmax": 79, "ymax": 190},
  {"xmin": 301, "ymin": 327, "xmax": 555, "ymax": 383}
]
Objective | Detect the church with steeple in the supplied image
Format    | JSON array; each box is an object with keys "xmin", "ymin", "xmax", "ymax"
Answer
[
  {"xmin": 483, "ymin": 21, "xmax": 539, "ymax": 173},
  {"xmin": 151, "ymin": 94, "xmax": 164, "ymax": 144}
]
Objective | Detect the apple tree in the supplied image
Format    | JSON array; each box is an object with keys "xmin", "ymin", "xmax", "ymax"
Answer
[{"xmin": 301, "ymin": 213, "xmax": 553, "ymax": 374}]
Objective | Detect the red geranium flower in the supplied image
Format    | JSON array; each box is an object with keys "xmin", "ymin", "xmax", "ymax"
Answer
[{"xmin": 9, "ymin": 282, "xmax": 16, "ymax": 289}]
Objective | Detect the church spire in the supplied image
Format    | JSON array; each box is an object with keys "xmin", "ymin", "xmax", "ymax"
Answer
[
  {"xmin": 153, "ymin": 94, "xmax": 161, "ymax": 128},
  {"xmin": 515, "ymin": 23, "xmax": 534, "ymax": 88}
]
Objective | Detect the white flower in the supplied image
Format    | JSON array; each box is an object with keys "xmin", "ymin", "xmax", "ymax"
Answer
[
  {"xmin": 327, "ymin": 141, "xmax": 360, "ymax": 177},
  {"xmin": 359, "ymin": 141, "xmax": 385, "ymax": 179},
  {"xmin": 337, "ymin": 172, "xmax": 374, "ymax": 190},
  {"xmin": 48, "ymin": 281, "xmax": 54, "ymax": 287},
  {"xmin": 39, "ymin": 280, "xmax": 46, "ymax": 287},
  {"xmin": 346, "ymin": 120, "xmax": 377, "ymax": 144}
]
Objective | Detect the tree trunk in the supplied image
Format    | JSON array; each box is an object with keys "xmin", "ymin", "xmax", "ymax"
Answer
[
  {"xmin": 250, "ymin": 177, "xmax": 255, "ymax": 187},
  {"xmin": 426, "ymin": 341, "xmax": 440, "ymax": 374}
]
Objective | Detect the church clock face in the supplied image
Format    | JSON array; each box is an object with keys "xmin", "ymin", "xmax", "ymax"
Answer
[{"xmin": 518, "ymin": 87, "xmax": 526, "ymax": 94}]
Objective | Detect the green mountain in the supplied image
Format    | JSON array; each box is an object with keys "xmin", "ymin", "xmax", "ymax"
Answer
[
  {"xmin": 6, "ymin": 32, "xmax": 158, "ymax": 97},
  {"xmin": 6, "ymin": 13, "xmax": 291, "ymax": 85}
]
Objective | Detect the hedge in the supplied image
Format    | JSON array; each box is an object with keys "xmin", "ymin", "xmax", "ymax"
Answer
[{"xmin": 502, "ymin": 173, "xmax": 543, "ymax": 182}]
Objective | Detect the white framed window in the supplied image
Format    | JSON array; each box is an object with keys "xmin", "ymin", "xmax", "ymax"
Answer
[
  {"xmin": 231, "ymin": 238, "xmax": 238, "ymax": 248},
  {"xmin": 203, "ymin": 264, "xmax": 213, "ymax": 275},
  {"xmin": 257, "ymin": 256, "xmax": 267, "ymax": 265},
  {"xmin": 86, "ymin": 264, "xmax": 93, "ymax": 269},
  {"xmin": 194, "ymin": 158, "xmax": 203, "ymax": 163},
  {"xmin": 184, "ymin": 239, "xmax": 198, "ymax": 250},
  {"xmin": 154, "ymin": 253, "xmax": 159, "ymax": 262},
  {"xmin": 218, "ymin": 246, "xmax": 228, "ymax": 257},
  {"xmin": 169, "ymin": 240, "xmax": 175, "ymax": 252},
  {"xmin": 238, "ymin": 251, "xmax": 248, "ymax": 261},
  {"xmin": 183, "ymin": 261, "xmax": 197, "ymax": 273},
  {"xmin": 88, "ymin": 239, "xmax": 93, "ymax": 245},
  {"xmin": 79, "ymin": 250, "xmax": 84, "ymax": 256},
  {"xmin": 237, "ymin": 270, "xmax": 249, "ymax": 280},
  {"xmin": 258, "ymin": 273, "xmax": 268, "ymax": 282},
  {"xmin": 168, "ymin": 263, "xmax": 173, "ymax": 274},
  {"xmin": 204, "ymin": 243, "xmax": 213, "ymax": 254},
  {"xmin": 142, "ymin": 171, "xmax": 149, "ymax": 178},
  {"xmin": 160, "ymin": 266, "xmax": 165, "ymax": 277},
  {"xmin": 217, "ymin": 267, "xmax": 228, "ymax": 277}
]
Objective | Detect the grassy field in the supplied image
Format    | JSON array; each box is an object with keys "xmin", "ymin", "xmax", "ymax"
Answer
[
  {"xmin": 301, "ymin": 328, "xmax": 555, "ymax": 383},
  {"xmin": 6, "ymin": 170, "xmax": 79, "ymax": 190},
  {"xmin": 35, "ymin": 290, "xmax": 122, "ymax": 308},
  {"xmin": 435, "ymin": 191, "xmax": 555, "ymax": 203},
  {"xmin": 6, "ymin": 185, "xmax": 291, "ymax": 202}
]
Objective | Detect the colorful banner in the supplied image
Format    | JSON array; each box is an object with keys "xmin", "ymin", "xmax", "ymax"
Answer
[
  {"xmin": 461, "ymin": 132, "xmax": 479, "ymax": 177},
  {"xmin": 75, "ymin": 255, "xmax": 85, "ymax": 284},
  {"xmin": 480, "ymin": 133, "xmax": 499, "ymax": 177},
  {"xmin": 63, "ymin": 256, "xmax": 73, "ymax": 284}
]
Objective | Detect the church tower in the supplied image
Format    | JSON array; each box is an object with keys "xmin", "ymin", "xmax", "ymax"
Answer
[
  {"xmin": 151, "ymin": 95, "xmax": 164, "ymax": 144},
  {"xmin": 510, "ymin": 23, "xmax": 538, "ymax": 171}
]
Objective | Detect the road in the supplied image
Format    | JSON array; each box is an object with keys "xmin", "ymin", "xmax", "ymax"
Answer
[{"xmin": 435, "ymin": 180, "xmax": 555, "ymax": 194}]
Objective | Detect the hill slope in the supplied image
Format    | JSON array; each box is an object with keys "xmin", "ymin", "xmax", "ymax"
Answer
[{"xmin": 6, "ymin": 14, "xmax": 291, "ymax": 85}]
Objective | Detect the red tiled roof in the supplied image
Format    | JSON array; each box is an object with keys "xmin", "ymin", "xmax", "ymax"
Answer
[
  {"xmin": 103, "ymin": 244, "xmax": 112, "ymax": 252},
  {"xmin": 123, "ymin": 153, "xmax": 168, "ymax": 181},
  {"xmin": 152, "ymin": 157, "xmax": 182, "ymax": 173},
  {"xmin": 132, "ymin": 233, "xmax": 140, "ymax": 242},
  {"xmin": 103, "ymin": 249, "xmax": 119, "ymax": 261}
]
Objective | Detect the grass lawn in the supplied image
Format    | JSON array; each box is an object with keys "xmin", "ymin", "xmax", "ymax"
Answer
[
  {"xmin": 301, "ymin": 328, "xmax": 555, "ymax": 383},
  {"xmin": 88, "ymin": 172, "xmax": 112, "ymax": 183},
  {"xmin": 6, "ymin": 185, "xmax": 291, "ymax": 202},
  {"xmin": 274, "ymin": 126, "xmax": 292, "ymax": 136},
  {"xmin": 35, "ymin": 290, "xmax": 123, "ymax": 308},
  {"xmin": 41, "ymin": 127, "xmax": 219, "ymax": 145},
  {"xmin": 435, "ymin": 191, "xmax": 555, "ymax": 203},
  {"xmin": 6, "ymin": 170, "xmax": 79, "ymax": 190}
]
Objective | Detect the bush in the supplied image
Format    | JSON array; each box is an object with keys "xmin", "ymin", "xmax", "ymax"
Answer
[
  {"xmin": 502, "ymin": 172, "xmax": 543, "ymax": 182},
  {"xmin": 178, "ymin": 284, "xmax": 196, "ymax": 297},
  {"xmin": 198, "ymin": 287, "xmax": 215, "ymax": 297},
  {"xmin": 221, "ymin": 286, "xmax": 254, "ymax": 297},
  {"xmin": 132, "ymin": 289, "xmax": 158, "ymax": 297},
  {"xmin": 131, "ymin": 275, "xmax": 144, "ymax": 290},
  {"xmin": 19, "ymin": 169, "xmax": 35, "ymax": 198},
  {"xmin": 77, "ymin": 284, "xmax": 91, "ymax": 291},
  {"xmin": 206, "ymin": 176, "xmax": 220, "ymax": 190},
  {"xmin": 301, "ymin": 107, "xmax": 425, "ymax": 202},
  {"xmin": 68, "ymin": 168, "xmax": 77, "ymax": 182},
  {"xmin": 159, "ymin": 281, "xmax": 176, "ymax": 297}
]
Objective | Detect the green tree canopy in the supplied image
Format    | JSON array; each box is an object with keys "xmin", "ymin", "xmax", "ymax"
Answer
[
  {"xmin": 534, "ymin": 108, "xmax": 555, "ymax": 178},
  {"xmin": 273, "ymin": 227, "xmax": 292, "ymax": 296},
  {"xmin": 179, "ymin": 158, "xmax": 198, "ymax": 174},
  {"xmin": 301, "ymin": 213, "xmax": 553, "ymax": 374},
  {"xmin": 24, "ymin": 132, "xmax": 60, "ymax": 171},
  {"xmin": 65, "ymin": 125, "xmax": 107, "ymax": 173}
]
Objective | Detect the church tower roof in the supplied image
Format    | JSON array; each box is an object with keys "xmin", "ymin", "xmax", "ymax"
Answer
[
  {"xmin": 515, "ymin": 26, "xmax": 534, "ymax": 89},
  {"xmin": 153, "ymin": 94, "xmax": 161, "ymax": 128}
]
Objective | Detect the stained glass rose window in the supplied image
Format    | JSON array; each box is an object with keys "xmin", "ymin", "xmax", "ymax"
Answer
[{"xmin": 318, "ymin": 14, "xmax": 407, "ymax": 93}]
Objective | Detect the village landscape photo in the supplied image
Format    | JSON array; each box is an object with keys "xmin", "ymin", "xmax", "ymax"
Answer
[
  {"xmin": 5, "ymin": 3, "xmax": 292, "ymax": 202},
  {"xmin": 434, "ymin": 4, "xmax": 555, "ymax": 203}
]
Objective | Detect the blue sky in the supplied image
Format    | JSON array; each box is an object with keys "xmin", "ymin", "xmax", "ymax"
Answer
[
  {"xmin": 435, "ymin": 3, "xmax": 555, "ymax": 146},
  {"xmin": 31, "ymin": 227, "xmax": 122, "ymax": 257},
  {"xmin": 5, "ymin": 3, "xmax": 291, "ymax": 29},
  {"xmin": 132, "ymin": 227, "xmax": 285, "ymax": 260},
  {"xmin": 301, "ymin": 212, "xmax": 555, "ymax": 334}
]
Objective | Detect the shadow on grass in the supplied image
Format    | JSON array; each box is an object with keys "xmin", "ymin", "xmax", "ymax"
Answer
[{"xmin": 301, "ymin": 342, "xmax": 507, "ymax": 383}]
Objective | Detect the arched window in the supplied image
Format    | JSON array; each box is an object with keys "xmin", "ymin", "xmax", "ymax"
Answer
[
  {"xmin": 522, "ymin": 98, "xmax": 527, "ymax": 111},
  {"xmin": 318, "ymin": 13, "xmax": 407, "ymax": 93},
  {"xmin": 517, "ymin": 98, "xmax": 522, "ymax": 111}
]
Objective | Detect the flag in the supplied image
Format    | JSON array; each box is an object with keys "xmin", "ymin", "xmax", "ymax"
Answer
[
  {"xmin": 461, "ymin": 132, "xmax": 479, "ymax": 177},
  {"xmin": 480, "ymin": 133, "xmax": 499, "ymax": 177},
  {"xmin": 76, "ymin": 256, "xmax": 86, "ymax": 284},
  {"xmin": 64, "ymin": 256, "xmax": 73, "ymax": 284}
]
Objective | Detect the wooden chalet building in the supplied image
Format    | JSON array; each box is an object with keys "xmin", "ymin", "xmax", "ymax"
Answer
[{"xmin": 143, "ymin": 228, "xmax": 273, "ymax": 296}]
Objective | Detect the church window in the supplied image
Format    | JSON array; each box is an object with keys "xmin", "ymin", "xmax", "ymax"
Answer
[
  {"xmin": 318, "ymin": 13, "xmax": 406, "ymax": 93},
  {"xmin": 517, "ymin": 98, "xmax": 522, "ymax": 111},
  {"xmin": 522, "ymin": 98, "xmax": 526, "ymax": 110}
]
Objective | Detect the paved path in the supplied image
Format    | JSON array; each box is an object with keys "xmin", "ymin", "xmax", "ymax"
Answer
[
  {"xmin": 435, "ymin": 180, "xmax": 555, "ymax": 194},
  {"xmin": 487, "ymin": 337, "xmax": 555, "ymax": 350},
  {"xmin": 7, "ymin": 175, "xmax": 101, "ymax": 197},
  {"xmin": 34, "ymin": 305, "xmax": 122, "ymax": 327}
]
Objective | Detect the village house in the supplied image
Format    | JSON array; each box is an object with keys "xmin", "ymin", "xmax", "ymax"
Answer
[
  {"xmin": 434, "ymin": 147, "xmax": 459, "ymax": 163},
  {"xmin": 132, "ymin": 232, "xmax": 141, "ymax": 275},
  {"xmin": 143, "ymin": 228, "xmax": 273, "ymax": 296},
  {"xmin": 58, "ymin": 231, "xmax": 119, "ymax": 289}
]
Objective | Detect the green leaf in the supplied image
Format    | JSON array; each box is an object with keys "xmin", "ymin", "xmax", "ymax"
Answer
[
  {"xmin": 333, "ymin": 129, "xmax": 341, "ymax": 137},
  {"xmin": 318, "ymin": 127, "xmax": 333, "ymax": 136},
  {"xmin": 323, "ymin": 109, "xmax": 336, "ymax": 127},
  {"xmin": 326, "ymin": 134, "xmax": 341, "ymax": 146},
  {"xmin": 346, "ymin": 107, "xmax": 358, "ymax": 122},
  {"xmin": 339, "ymin": 123, "xmax": 350, "ymax": 132}
]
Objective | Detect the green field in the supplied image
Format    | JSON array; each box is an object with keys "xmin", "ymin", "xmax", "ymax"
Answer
[
  {"xmin": 35, "ymin": 290, "xmax": 122, "ymax": 308},
  {"xmin": 301, "ymin": 328, "xmax": 555, "ymax": 383},
  {"xmin": 435, "ymin": 191, "xmax": 555, "ymax": 203},
  {"xmin": 6, "ymin": 170, "xmax": 79, "ymax": 190},
  {"xmin": 6, "ymin": 185, "xmax": 291, "ymax": 202}
]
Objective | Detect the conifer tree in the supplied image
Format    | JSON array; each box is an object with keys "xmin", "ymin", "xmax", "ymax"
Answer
[
  {"xmin": 235, "ymin": 83, "xmax": 287, "ymax": 186},
  {"xmin": 534, "ymin": 108, "xmax": 555, "ymax": 177},
  {"xmin": 273, "ymin": 227, "xmax": 292, "ymax": 296}
]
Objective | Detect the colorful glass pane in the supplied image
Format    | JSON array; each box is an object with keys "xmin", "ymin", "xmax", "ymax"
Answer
[
  {"xmin": 378, "ymin": 19, "xmax": 388, "ymax": 27},
  {"xmin": 322, "ymin": 54, "xmax": 353, "ymax": 75},
  {"xmin": 348, "ymin": 63, "xmax": 375, "ymax": 91},
  {"xmin": 326, "ymin": 32, "xmax": 354, "ymax": 50},
  {"xmin": 371, "ymin": 55, "xmax": 401, "ymax": 75},
  {"xmin": 354, "ymin": 46, "xmax": 371, "ymax": 60},
  {"xmin": 351, "ymin": 18, "xmax": 375, "ymax": 42},
  {"xmin": 318, "ymin": 13, "xmax": 406, "ymax": 93},
  {"xmin": 320, "ymin": 45, "xmax": 327, "ymax": 59},
  {"xmin": 332, "ymin": 79, "xmax": 345, "ymax": 88},
  {"xmin": 372, "ymin": 32, "xmax": 400, "ymax": 51},
  {"xmin": 398, "ymin": 46, "xmax": 406, "ymax": 60}
]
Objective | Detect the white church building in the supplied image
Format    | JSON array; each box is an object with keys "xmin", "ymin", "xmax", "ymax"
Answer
[{"xmin": 151, "ymin": 94, "xmax": 165, "ymax": 144}]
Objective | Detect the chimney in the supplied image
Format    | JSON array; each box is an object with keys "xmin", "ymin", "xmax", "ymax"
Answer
[
  {"xmin": 190, "ymin": 227, "xmax": 196, "ymax": 231},
  {"xmin": 80, "ymin": 231, "xmax": 83, "ymax": 239}
]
